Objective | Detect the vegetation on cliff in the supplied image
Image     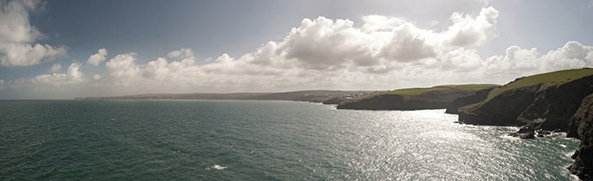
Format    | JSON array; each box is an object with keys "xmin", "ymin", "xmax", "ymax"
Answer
[{"xmin": 336, "ymin": 84, "xmax": 499, "ymax": 110}]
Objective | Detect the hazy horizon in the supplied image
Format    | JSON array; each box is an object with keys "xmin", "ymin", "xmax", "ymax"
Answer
[{"xmin": 1, "ymin": 0, "xmax": 593, "ymax": 99}]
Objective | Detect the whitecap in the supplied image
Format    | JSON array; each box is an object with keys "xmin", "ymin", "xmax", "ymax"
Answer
[
  {"xmin": 499, "ymin": 134, "xmax": 520, "ymax": 140},
  {"xmin": 206, "ymin": 165, "xmax": 227, "ymax": 170}
]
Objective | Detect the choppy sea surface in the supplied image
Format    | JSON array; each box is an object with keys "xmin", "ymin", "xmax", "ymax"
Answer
[{"xmin": 0, "ymin": 100, "xmax": 580, "ymax": 180}]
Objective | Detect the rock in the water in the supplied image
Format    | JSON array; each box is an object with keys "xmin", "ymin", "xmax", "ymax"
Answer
[
  {"xmin": 536, "ymin": 129, "xmax": 552, "ymax": 137},
  {"xmin": 508, "ymin": 126, "xmax": 536, "ymax": 139},
  {"xmin": 508, "ymin": 131, "xmax": 536, "ymax": 139}
]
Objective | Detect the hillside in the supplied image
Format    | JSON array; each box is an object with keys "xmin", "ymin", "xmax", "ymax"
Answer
[
  {"xmin": 451, "ymin": 68, "xmax": 593, "ymax": 135},
  {"xmin": 75, "ymin": 90, "xmax": 374, "ymax": 103},
  {"xmin": 336, "ymin": 84, "xmax": 500, "ymax": 110}
]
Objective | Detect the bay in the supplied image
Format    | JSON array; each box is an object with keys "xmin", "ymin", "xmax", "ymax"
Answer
[{"xmin": 0, "ymin": 100, "xmax": 579, "ymax": 180}]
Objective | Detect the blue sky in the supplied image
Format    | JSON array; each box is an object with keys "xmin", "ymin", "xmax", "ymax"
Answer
[{"xmin": 1, "ymin": 0, "xmax": 593, "ymax": 99}]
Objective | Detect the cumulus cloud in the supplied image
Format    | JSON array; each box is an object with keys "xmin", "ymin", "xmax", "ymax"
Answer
[
  {"xmin": 106, "ymin": 52, "xmax": 140, "ymax": 80},
  {"xmin": 48, "ymin": 63, "xmax": 62, "ymax": 73},
  {"xmin": 93, "ymin": 74, "xmax": 102, "ymax": 80},
  {"xmin": 0, "ymin": 0, "xmax": 67, "ymax": 67},
  {"xmin": 86, "ymin": 48, "xmax": 108, "ymax": 66},
  {"xmin": 484, "ymin": 41, "xmax": 593, "ymax": 82},
  {"xmin": 30, "ymin": 62, "xmax": 86, "ymax": 86},
  {"xmin": 444, "ymin": 6, "xmax": 499, "ymax": 47}
]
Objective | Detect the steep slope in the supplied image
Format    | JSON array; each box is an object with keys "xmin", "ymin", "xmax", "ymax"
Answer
[
  {"xmin": 445, "ymin": 87, "xmax": 496, "ymax": 114},
  {"xmin": 569, "ymin": 94, "xmax": 593, "ymax": 180},
  {"xmin": 336, "ymin": 84, "xmax": 499, "ymax": 110},
  {"xmin": 457, "ymin": 68, "xmax": 593, "ymax": 132}
]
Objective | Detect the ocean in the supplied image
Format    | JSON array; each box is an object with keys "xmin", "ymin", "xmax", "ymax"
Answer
[{"xmin": 0, "ymin": 100, "xmax": 579, "ymax": 180}]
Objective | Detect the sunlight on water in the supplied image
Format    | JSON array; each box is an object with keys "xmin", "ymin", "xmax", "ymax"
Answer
[{"xmin": 0, "ymin": 100, "xmax": 580, "ymax": 180}]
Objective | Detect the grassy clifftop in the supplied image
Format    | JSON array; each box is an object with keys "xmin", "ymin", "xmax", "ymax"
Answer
[
  {"xmin": 483, "ymin": 68, "xmax": 593, "ymax": 103},
  {"xmin": 337, "ymin": 84, "xmax": 500, "ymax": 110}
]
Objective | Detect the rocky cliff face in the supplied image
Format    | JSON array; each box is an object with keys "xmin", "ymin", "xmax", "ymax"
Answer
[
  {"xmin": 518, "ymin": 76, "xmax": 593, "ymax": 132},
  {"xmin": 458, "ymin": 75, "xmax": 593, "ymax": 131},
  {"xmin": 458, "ymin": 84, "xmax": 540, "ymax": 126},
  {"xmin": 569, "ymin": 93, "xmax": 593, "ymax": 180},
  {"xmin": 445, "ymin": 88, "xmax": 495, "ymax": 114},
  {"xmin": 337, "ymin": 89, "xmax": 478, "ymax": 110}
]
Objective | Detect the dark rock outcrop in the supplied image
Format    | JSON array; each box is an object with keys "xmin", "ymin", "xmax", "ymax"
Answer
[
  {"xmin": 445, "ymin": 88, "xmax": 496, "ymax": 114},
  {"xmin": 569, "ymin": 93, "xmax": 593, "ymax": 180},
  {"xmin": 458, "ymin": 84, "xmax": 541, "ymax": 126}
]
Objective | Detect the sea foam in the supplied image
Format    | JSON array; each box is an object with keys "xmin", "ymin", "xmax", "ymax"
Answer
[{"xmin": 206, "ymin": 165, "xmax": 227, "ymax": 170}]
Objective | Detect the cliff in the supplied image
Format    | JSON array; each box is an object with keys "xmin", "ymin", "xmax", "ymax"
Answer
[
  {"xmin": 569, "ymin": 93, "xmax": 593, "ymax": 180},
  {"xmin": 336, "ymin": 84, "xmax": 499, "ymax": 110},
  {"xmin": 456, "ymin": 69, "xmax": 593, "ymax": 134},
  {"xmin": 445, "ymin": 87, "xmax": 496, "ymax": 114}
]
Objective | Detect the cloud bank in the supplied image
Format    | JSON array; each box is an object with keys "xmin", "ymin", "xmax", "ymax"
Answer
[{"xmin": 2, "ymin": 5, "xmax": 593, "ymax": 99}]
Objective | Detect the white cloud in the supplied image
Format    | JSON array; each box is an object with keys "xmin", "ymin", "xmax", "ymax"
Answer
[
  {"xmin": 105, "ymin": 52, "xmax": 140, "ymax": 80},
  {"xmin": 85, "ymin": 7, "xmax": 513, "ymax": 95},
  {"xmin": 86, "ymin": 48, "xmax": 108, "ymax": 66},
  {"xmin": 0, "ymin": 79, "xmax": 4, "ymax": 90},
  {"xmin": 430, "ymin": 20, "xmax": 439, "ymax": 27},
  {"xmin": 48, "ymin": 63, "xmax": 62, "ymax": 73},
  {"xmin": 0, "ymin": 0, "xmax": 67, "ymax": 67},
  {"xmin": 483, "ymin": 41, "xmax": 593, "ymax": 82},
  {"xmin": 95, "ymin": 5, "xmax": 593, "ymax": 96},
  {"xmin": 31, "ymin": 62, "xmax": 86, "ymax": 86},
  {"xmin": 361, "ymin": 15, "xmax": 406, "ymax": 32},
  {"xmin": 93, "ymin": 74, "xmax": 102, "ymax": 80},
  {"xmin": 444, "ymin": 6, "xmax": 499, "ymax": 47}
]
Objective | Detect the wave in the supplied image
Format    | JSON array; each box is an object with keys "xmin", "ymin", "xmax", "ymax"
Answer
[{"xmin": 205, "ymin": 165, "xmax": 227, "ymax": 170}]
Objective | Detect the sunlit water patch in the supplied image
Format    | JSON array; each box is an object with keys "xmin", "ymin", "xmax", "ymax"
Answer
[{"xmin": 0, "ymin": 100, "xmax": 579, "ymax": 180}]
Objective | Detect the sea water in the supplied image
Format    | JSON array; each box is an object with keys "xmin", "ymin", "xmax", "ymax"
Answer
[{"xmin": 0, "ymin": 100, "xmax": 579, "ymax": 180}]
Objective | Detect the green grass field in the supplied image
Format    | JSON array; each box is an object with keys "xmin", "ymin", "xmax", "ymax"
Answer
[
  {"xmin": 340, "ymin": 84, "xmax": 500, "ymax": 105},
  {"xmin": 485, "ymin": 68, "xmax": 593, "ymax": 101}
]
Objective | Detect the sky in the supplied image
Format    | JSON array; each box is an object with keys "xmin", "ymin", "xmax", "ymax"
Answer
[{"xmin": 1, "ymin": 0, "xmax": 593, "ymax": 99}]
